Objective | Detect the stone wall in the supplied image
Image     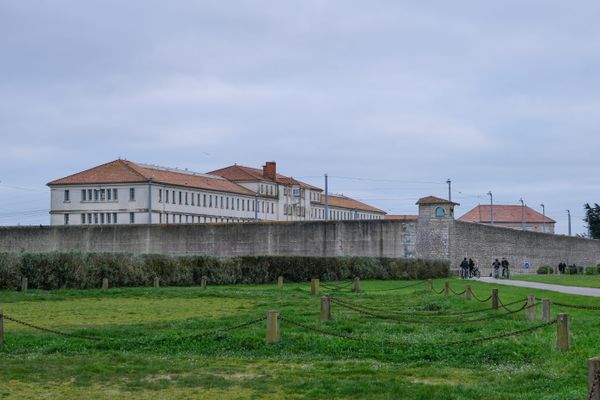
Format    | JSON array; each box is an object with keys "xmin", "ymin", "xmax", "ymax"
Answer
[
  {"xmin": 450, "ymin": 220, "xmax": 600, "ymax": 273},
  {"xmin": 0, "ymin": 220, "xmax": 417, "ymax": 258}
]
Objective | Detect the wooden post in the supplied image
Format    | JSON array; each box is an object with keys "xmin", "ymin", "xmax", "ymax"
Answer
[
  {"xmin": 589, "ymin": 357, "xmax": 600, "ymax": 400},
  {"xmin": 352, "ymin": 277, "xmax": 361, "ymax": 292},
  {"xmin": 444, "ymin": 281, "xmax": 449, "ymax": 296},
  {"xmin": 277, "ymin": 276, "xmax": 284, "ymax": 289},
  {"xmin": 466, "ymin": 285, "xmax": 472, "ymax": 301},
  {"xmin": 201, "ymin": 276, "xmax": 208, "ymax": 290},
  {"xmin": 527, "ymin": 295, "xmax": 536, "ymax": 322},
  {"xmin": 542, "ymin": 299, "xmax": 551, "ymax": 322},
  {"xmin": 266, "ymin": 311, "xmax": 280, "ymax": 343},
  {"xmin": 101, "ymin": 278, "xmax": 108, "ymax": 290},
  {"xmin": 0, "ymin": 307, "xmax": 4, "ymax": 346},
  {"xmin": 491, "ymin": 289, "xmax": 499, "ymax": 310},
  {"xmin": 311, "ymin": 279, "xmax": 320, "ymax": 295},
  {"xmin": 320, "ymin": 296, "xmax": 331, "ymax": 322},
  {"xmin": 153, "ymin": 276, "xmax": 160, "ymax": 288},
  {"xmin": 557, "ymin": 313, "xmax": 570, "ymax": 351},
  {"xmin": 427, "ymin": 279, "xmax": 433, "ymax": 291},
  {"xmin": 21, "ymin": 277, "xmax": 28, "ymax": 292}
]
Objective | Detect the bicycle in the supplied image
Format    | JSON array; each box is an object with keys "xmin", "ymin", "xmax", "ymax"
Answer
[
  {"xmin": 471, "ymin": 266, "xmax": 481, "ymax": 279},
  {"xmin": 502, "ymin": 267, "xmax": 510, "ymax": 279}
]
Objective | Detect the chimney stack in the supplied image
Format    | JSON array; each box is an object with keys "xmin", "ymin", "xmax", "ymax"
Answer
[{"xmin": 263, "ymin": 161, "xmax": 276, "ymax": 180}]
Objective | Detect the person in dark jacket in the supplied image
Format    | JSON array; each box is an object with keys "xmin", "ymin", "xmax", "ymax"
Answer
[
  {"xmin": 468, "ymin": 258, "xmax": 475, "ymax": 278},
  {"xmin": 501, "ymin": 258, "xmax": 510, "ymax": 279},
  {"xmin": 460, "ymin": 258, "xmax": 469, "ymax": 279},
  {"xmin": 492, "ymin": 259, "xmax": 501, "ymax": 279}
]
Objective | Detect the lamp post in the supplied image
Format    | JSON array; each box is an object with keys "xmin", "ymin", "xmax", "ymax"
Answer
[
  {"xmin": 540, "ymin": 203, "xmax": 546, "ymax": 233},
  {"xmin": 324, "ymin": 173, "xmax": 329, "ymax": 221},
  {"xmin": 446, "ymin": 179, "xmax": 452, "ymax": 202},
  {"xmin": 566, "ymin": 209, "xmax": 572, "ymax": 236},
  {"xmin": 519, "ymin": 198, "xmax": 525, "ymax": 231},
  {"xmin": 487, "ymin": 191, "xmax": 494, "ymax": 224}
]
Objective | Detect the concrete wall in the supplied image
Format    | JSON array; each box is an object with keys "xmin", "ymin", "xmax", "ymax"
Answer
[
  {"xmin": 450, "ymin": 220, "xmax": 600, "ymax": 273},
  {"xmin": 0, "ymin": 220, "xmax": 417, "ymax": 258}
]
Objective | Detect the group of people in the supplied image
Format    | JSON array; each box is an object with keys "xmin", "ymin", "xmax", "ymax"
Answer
[{"xmin": 459, "ymin": 257, "xmax": 510, "ymax": 279}]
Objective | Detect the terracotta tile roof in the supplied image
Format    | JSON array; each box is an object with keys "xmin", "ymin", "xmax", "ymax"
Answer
[
  {"xmin": 458, "ymin": 205, "xmax": 556, "ymax": 224},
  {"xmin": 416, "ymin": 196, "xmax": 459, "ymax": 206},
  {"xmin": 48, "ymin": 160, "xmax": 256, "ymax": 196},
  {"xmin": 209, "ymin": 164, "xmax": 321, "ymax": 191},
  {"xmin": 384, "ymin": 215, "xmax": 418, "ymax": 221},
  {"xmin": 320, "ymin": 194, "xmax": 386, "ymax": 214}
]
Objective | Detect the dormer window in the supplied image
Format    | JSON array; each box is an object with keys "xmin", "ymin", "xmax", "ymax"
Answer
[{"xmin": 435, "ymin": 207, "xmax": 446, "ymax": 217}]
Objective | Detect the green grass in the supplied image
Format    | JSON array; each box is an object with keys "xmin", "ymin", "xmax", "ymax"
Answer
[
  {"xmin": 511, "ymin": 274, "xmax": 600, "ymax": 288},
  {"xmin": 1, "ymin": 279, "xmax": 599, "ymax": 399}
]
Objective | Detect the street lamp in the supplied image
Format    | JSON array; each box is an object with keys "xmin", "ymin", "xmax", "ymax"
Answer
[
  {"xmin": 487, "ymin": 191, "xmax": 493, "ymax": 224},
  {"xmin": 519, "ymin": 198, "xmax": 525, "ymax": 231},
  {"xmin": 446, "ymin": 179, "xmax": 452, "ymax": 202},
  {"xmin": 540, "ymin": 203, "xmax": 546, "ymax": 233},
  {"xmin": 566, "ymin": 209, "xmax": 572, "ymax": 236}
]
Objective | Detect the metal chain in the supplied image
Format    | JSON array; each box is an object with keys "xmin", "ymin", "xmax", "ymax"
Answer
[
  {"xmin": 280, "ymin": 316, "xmax": 363, "ymax": 341},
  {"xmin": 331, "ymin": 297, "xmax": 536, "ymax": 324},
  {"xmin": 2, "ymin": 314, "xmax": 102, "ymax": 341},
  {"xmin": 498, "ymin": 298, "xmax": 530, "ymax": 313},
  {"xmin": 553, "ymin": 301, "xmax": 600, "ymax": 311},
  {"xmin": 472, "ymin": 293, "xmax": 493, "ymax": 303},
  {"xmin": 589, "ymin": 371, "xmax": 600, "ymax": 400},
  {"xmin": 186, "ymin": 316, "xmax": 265, "ymax": 340},
  {"xmin": 321, "ymin": 280, "xmax": 354, "ymax": 291},
  {"xmin": 432, "ymin": 287, "xmax": 446, "ymax": 295},
  {"xmin": 366, "ymin": 281, "xmax": 425, "ymax": 292},
  {"xmin": 449, "ymin": 287, "xmax": 467, "ymax": 296}
]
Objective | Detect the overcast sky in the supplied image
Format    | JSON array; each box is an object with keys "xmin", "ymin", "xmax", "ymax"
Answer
[{"xmin": 1, "ymin": 1, "xmax": 598, "ymax": 234}]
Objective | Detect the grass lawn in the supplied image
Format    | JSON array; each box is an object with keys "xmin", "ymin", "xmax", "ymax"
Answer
[
  {"xmin": 1, "ymin": 278, "xmax": 599, "ymax": 399},
  {"xmin": 511, "ymin": 274, "xmax": 600, "ymax": 288}
]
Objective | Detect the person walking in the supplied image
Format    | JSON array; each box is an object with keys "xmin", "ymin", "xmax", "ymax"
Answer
[
  {"xmin": 492, "ymin": 258, "xmax": 501, "ymax": 279},
  {"xmin": 501, "ymin": 257, "xmax": 510, "ymax": 279},
  {"xmin": 460, "ymin": 258, "xmax": 469, "ymax": 279},
  {"xmin": 468, "ymin": 258, "xmax": 475, "ymax": 278}
]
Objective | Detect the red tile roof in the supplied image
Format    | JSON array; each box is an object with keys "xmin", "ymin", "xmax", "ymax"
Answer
[
  {"xmin": 416, "ymin": 196, "xmax": 459, "ymax": 206},
  {"xmin": 384, "ymin": 215, "xmax": 418, "ymax": 221},
  {"xmin": 321, "ymin": 194, "xmax": 386, "ymax": 214},
  {"xmin": 209, "ymin": 164, "xmax": 321, "ymax": 191},
  {"xmin": 48, "ymin": 160, "xmax": 256, "ymax": 196},
  {"xmin": 458, "ymin": 205, "xmax": 556, "ymax": 224}
]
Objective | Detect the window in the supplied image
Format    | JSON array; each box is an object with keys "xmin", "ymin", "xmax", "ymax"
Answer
[
  {"xmin": 179, "ymin": 191, "xmax": 182, "ymax": 205},
  {"xmin": 113, "ymin": 189, "xmax": 118, "ymax": 200},
  {"xmin": 64, "ymin": 214, "xmax": 69, "ymax": 225},
  {"xmin": 113, "ymin": 213, "xmax": 117, "ymax": 224},
  {"xmin": 203, "ymin": 194, "xmax": 206, "ymax": 207},
  {"xmin": 88, "ymin": 189, "xmax": 92, "ymax": 201},
  {"xmin": 129, "ymin": 188, "xmax": 135, "ymax": 201},
  {"xmin": 165, "ymin": 190, "xmax": 169, "ymax": 203},
  {"xmin": 209, "ymin": 195, "xmax": 213, "ymax": 207},
  {"xmin": 81, "ymin": 213, "xmax": 85, "ymax": 224},
  {"xmin": 159, "ymin": 189, "xmax": 162, "ymax": 203},
  {"xmin": 87, "ymin": 213, "xmax": 92, "ymax": 223},
  {"xmin": 191, "ymin": 193, "xmax": 194, "ymax": 206},
  {"xmin": 179, "ymin": 215, "xmax": 182, "ymax": 223},
  {"xmin": 173, "ymin": 214, "xmax": 176, "ymax": 223},
  {"xmin": 129, "ymin": 212, "xmax": 135, "ymax": 223},
  {"xmin": 100, "ymin": 189, "xmax": 106, "ymax": 201},
  {"xmin": 197, "ymin": 193, "xmax": 201, "ymax": 206},
  {"xmin": 237, "ymin": 198, "xmax": 240, "ymax": 210},
  {"xmin": 435, "ymin": 207, "xmax": 446, "ymax": 217},
  {"xmin": 220, "ymin": 196, "xmax": 223, "ymax": 209},
  {"xmin": 64, "ymin": 190, "xmax": 70, "ymax": 202},
  {"xmin": 226, "ymin": 197, "xmax": 229, "ymax": 210},
  {"xmin": 242, "ymin": 200, "xmax": 245, "ymax": 211},
  {"xmin": 94, "ymin": 213, "xmax": 99, "ymax": 224},
  {"xmin": 186, "ymin": 215, "xmax": 189, "ymax": 223},
  {"xmin": 107, "ymin": 213, "xmax": 111, "ymax": 224},
  {"xmin": 94, "ymin": 190, "xmax": 99, "ymax": 201},
  {"xmin": 107, "ymin": 188, "xmax": 112, "ymax": 201},
  {"xmin": 81, "ymin": 190, "xmax": 86, "ymax": 201},
  {"xmin": 185, "ymin": 192, "xmax": 188, "ymax": 205},
  {"xmin": 100, "ymin": 213, "xmax": 105, "ymax": 224}
]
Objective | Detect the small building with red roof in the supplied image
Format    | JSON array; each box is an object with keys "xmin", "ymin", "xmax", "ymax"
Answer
[{"xmin": 458, "ymin": 204, "xmax": 556, "ymax": 234}]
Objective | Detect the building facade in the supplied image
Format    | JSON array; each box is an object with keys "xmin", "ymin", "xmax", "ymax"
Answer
[
  {"xmin": 47, "ymin": 159, "xmax": 386, "ymax": 226},
  {"xmin": 458, "ymin": 204, "xmax": 556, "ymax": 234}
]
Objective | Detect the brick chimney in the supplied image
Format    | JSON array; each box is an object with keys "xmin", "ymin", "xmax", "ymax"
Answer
[{"xmin": 262, "ymin": 161, "xmax": 276, "ymax": 180}]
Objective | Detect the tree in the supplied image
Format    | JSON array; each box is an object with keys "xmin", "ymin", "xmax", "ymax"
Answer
[{"xmin": 584, "ymin": 203, "xmax": 600, "ymax": 239}]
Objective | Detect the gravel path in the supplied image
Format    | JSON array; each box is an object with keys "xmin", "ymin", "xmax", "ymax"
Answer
[{"xmin": 478, "ymin": 277, "xmax": 600, "ymax": 297}]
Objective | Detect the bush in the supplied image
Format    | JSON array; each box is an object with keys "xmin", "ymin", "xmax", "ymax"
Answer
[
  {"xmin": 536, "ymin": 265, "xmax": 554, "ymax": 274},
  {"xmin": 0, "ymin": 252, "xmax": 450, "ymax": 290},
  {"xmin": 597, "ymin": 265, "xmax": 600, "ymax": 274},
  {"xmin": 568, "ymin": 265, "xmax": 578, "ymax": 275},
  {"xmin": 585, "ymin": 266, "xmax": 598, "ymax": 275}
]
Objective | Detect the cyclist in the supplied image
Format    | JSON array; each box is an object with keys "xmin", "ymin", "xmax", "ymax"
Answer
[
  {"xmin": 460, "ymin": 257, "xmax": 469, "ymax": 279},
  {"xmin": 501, "ymin": 257, "xmax": 510, "ymax": 279},
  {"xmin": 468, "ymin": 258, "xmax": 475, "ymax": 278},
  {"xmin": 492, "ymin": 259, "xmax": 501, "ymax": 279}
]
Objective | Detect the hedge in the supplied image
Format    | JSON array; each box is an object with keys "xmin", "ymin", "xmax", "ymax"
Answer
[{"xmin": 0, "ymin": 252, "xmax": 450, "ymax": 290}]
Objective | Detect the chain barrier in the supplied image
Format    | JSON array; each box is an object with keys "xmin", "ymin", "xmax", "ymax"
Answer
[
  {"xmin": 321, "ymin": 280, "xmax": 354, "ymax": 291},
  {"xmin": 366, "ymin": 281, "xmax": 426, "ymax": 292},
  {"xmin": 280, "ymin": 316, "xmax": 364, "ymax": 342},
  {"xmin": 449, "ymin": 287, "xmax": 466, "ymax": 296},
  {"xmin": 472, "ymin": 293, "xmax": 493, "ymax": 303},
  {"xmin": 498, "ymin": 298, "xmax": 529, "ymax": 313},
  {"xmin": 434, "ymin": 319, "xmax": 557, "ymax": 348},
  {"xmin": 2, "ymin": 314, "xmax": 102, "ymax": 341},
  {"xmin": 186, "ymin": 316, "xmax": 265, "ymax": 341},
  {"xmin": 553, "ymin": 301, "xmax": 600, "ymax": 311},
  {"xmin": 589, "ymin": 371, "xmax": 600, "ymax": 400},
  {"xmin": 432, "ymin": 287, "xmax": 446, "ymax": 295},
  {"xmin": 331, "ymin": 297, "xmax": 537, "ymax": 325}
]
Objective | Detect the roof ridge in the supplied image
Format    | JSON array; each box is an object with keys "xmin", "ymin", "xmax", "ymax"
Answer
[{"xmin": 119, "ymin": 160, "xmax": 152, "ymax": 180}]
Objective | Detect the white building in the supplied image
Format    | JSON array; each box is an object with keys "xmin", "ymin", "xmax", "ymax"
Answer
[{"xmin": 48, "ymin": 160, "xmax": 386, "ymax": 225}]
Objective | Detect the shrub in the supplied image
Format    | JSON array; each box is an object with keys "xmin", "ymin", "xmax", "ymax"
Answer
[
  {"xmin": 585, "ymin": 266, "xmax": 598, "ymax": 275},
  {"xmin": 0, "ymin": 252, "xmax": 450, "ymax": 290},
  {"xmin": 536, "ymin": 265, "xmax": 554, "ymax": 274},
  {"xmin": 568, "ymin": 265, "xmax": 578, "ymax": 275}
]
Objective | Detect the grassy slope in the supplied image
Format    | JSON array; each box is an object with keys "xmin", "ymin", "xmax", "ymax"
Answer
[
  {"xmin": 511, "ymin": 274, "xmax": 600, "ymax": 288},
  {"xmin": 0, "ymin": 279, "xmax": 599, "ymax": 399}
]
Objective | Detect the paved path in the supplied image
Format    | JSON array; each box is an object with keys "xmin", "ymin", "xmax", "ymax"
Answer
[{"xmin": 478, "ymin": 277, "xmax": 600, "ymax": 297}]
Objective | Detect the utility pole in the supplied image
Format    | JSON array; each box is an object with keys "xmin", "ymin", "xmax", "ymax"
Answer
[
  {"xmin": 446, "ymin": 179, "xmax": 452, "ymax": 202},
  {"xmin": 540, "ymin": 203, "xmax": 546, "ymax": 233},
  {"xmin": 487, "ymin": 191, "xmax": 494, "ymax": 224},
  {"xmin": 519, "ymin": 198, "xmax": 525, "ymax": 231},
  {"xmin": 566, "ymin": 209, "xmax": 572, "ymax": 236},
  {"xmin": 324, "ymin": 173, "xmax": 329, "ymax": 221}
]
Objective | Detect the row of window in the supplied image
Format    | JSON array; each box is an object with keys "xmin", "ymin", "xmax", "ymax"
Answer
[
  {"xmin": 259, "ymin": 184, "xmax": 276, "ymax": 196},
  {"xmin": 158, "ymin": 213, "xmax": 256, "ymax": 224},
  {"xmin": 158, "ymin": 189, "xmax": 275, "ymax": 214},
  {"xmin": 309, "ymin": 208, "xmax": 383, "ymax": 220},
  {"xmin": 63, "ymin": 188, "xmax": 136, "ymax": 203},
  {"xmin": 284, "ymin": 204, "xmax": 306, "ymax": 217},
  {"xmin": 64, "ymin": 212, "xmax": 136, "ymax": 225}
]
